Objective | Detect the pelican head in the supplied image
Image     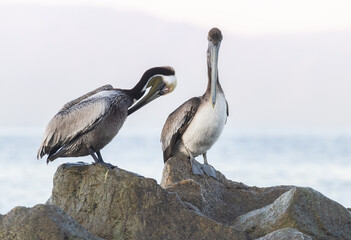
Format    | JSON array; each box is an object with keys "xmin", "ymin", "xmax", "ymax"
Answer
[
  {"xmin": 207, "ymin": 28, "xmax": 223, "ymax": 107},
  {"xmin": 128, "ymin": 66, "xmax": 177, "ymax": 115}
]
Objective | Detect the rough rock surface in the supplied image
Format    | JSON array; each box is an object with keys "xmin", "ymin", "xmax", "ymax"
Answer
[
  {"xmin": 233, "ymin": 187, "xmax": 351, "ymax": 240},
  {"xmin": 48, "ymin": 163, "xmax": 249, "ymax": 240},
  {"xmin": 0, "ymin": 204, "xmax": 102, "ymax": 240},
  {"xmin": 161, "ymin": 156, "xmax": 293, "ymax": 224},
  {"xmin": 162, "ymin": 156, "xmax": 351, "ymax": 239},
  {"xmin": 255, "ymin": 228, "xmax": 313, "ymax": 240},
  {"xmin": 2, "ymin": 156, "xmax": 351, "ymax": 240}
]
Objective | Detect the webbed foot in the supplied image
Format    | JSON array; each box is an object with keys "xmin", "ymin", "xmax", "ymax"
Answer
[
  {"xmin": 202, "ymin": 164, "xmax": 217, "ymax": 179},
  {"xmin": 190, "ymin": 158, "xmax": 204, "ymax": 176}
]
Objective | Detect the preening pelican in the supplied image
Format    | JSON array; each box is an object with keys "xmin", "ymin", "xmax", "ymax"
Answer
[
  {"xmin": 161, "ymin": 28, "xmax": 228, "ymax": 178},
  {"xmin": 38, "ymin": 66, "xmax": 177, "ymax": 164}
]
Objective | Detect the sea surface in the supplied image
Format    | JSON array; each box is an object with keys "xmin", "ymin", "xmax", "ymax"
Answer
[{"xmin": 0, "ymin": 127, "xmax": 350, "ymax": 214}]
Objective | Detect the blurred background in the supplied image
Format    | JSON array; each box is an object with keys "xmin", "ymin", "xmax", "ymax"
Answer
[{"xmin": 0, "ymin": 0, "xmax": 350, "ymax": 214}]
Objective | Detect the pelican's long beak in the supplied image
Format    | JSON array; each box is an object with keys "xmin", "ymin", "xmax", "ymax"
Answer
[
  {"xmin": 210, "ymin": 41, "xmax": 220, "ymax": 107},
  {"xmin": 128, "ymin": 75, "xmax": 177, "ymax": 115}
]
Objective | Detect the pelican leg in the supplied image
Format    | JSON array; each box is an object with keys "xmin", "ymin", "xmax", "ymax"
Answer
[
  {"xmin": 90, "ymin": 149, "xmax": 115, "ymax": 168},
  {"xmin": 89, "ymin": 149, "xmax": 101, "ymax": 163},
  {"xmin": 96, "ymin": 151, "xmax": 105, "ymax": 163},
  {"xmin": 202, "ymin": 152, "xmax": 217, "ymax": 179},
  {"xmin": 186, "ymin": 148, "xmax": 204, "ymax": 176}
]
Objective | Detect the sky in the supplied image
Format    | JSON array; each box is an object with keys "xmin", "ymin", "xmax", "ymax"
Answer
[
  {"xmin": 3, "ymin": 0, "xmax": 351, "ymax": 35},
  {"xmin": 0, "ymin": 0, "xmax": 351, "ymax": 129},
  {"xmin": 104, "ymin": 0, "xmax": 351, "ymax": 35}
]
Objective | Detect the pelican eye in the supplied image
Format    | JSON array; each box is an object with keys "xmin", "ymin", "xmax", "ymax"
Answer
[{"xmin": 161, "ymin": 87, "xmax": 170, "ymax": 95}]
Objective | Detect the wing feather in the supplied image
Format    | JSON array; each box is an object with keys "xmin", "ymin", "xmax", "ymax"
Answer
[
  {"xmin": 37, "ymin": 88, "xmax": 115, "ymax": 159},
  {"xmin": 60, "ymin": 84, "xmax": 113, "ymax": 111},
  {"xmin": 161, "ymin": 97, "xmax": 201, "ymax": 162}
]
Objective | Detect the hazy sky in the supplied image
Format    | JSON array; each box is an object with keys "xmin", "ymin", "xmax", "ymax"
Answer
[
  {"xmin": 0, "ymin": 1, "xmax": 351, "ymax": 129},
  {"xmin": 4, "ymin": 0, "xmax": 351, "ymax": 35}
]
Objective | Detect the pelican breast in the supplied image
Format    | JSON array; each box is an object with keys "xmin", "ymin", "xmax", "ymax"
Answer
[{"xmin": 181, "ymin": 92, "xmax": 227, "ymax": 156}]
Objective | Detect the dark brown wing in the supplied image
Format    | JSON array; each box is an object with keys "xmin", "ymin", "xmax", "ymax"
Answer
[
  {"xmin": 161, "ymin": 97, "xmax": 201, "ymax": 163},
  {"xmin": 37, "ymin": 85, "xmax": 114, "ymax": 160},
  {"xmin": 60, "ymin": 84, "xmax": 113, "ymax": 111}
]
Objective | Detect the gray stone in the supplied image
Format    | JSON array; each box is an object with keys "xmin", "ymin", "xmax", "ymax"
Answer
[
  {"xmin": 49, "ymin": 163, "xmax": 249, "ymax": 240},
  {"xmin": 3, "ymin": 156, "xmax": 350, "ymax": 240},
  {"xmin": 0, "ymin": 204, "xmax": 102, "ymax": 240},
  {"xmin": 233, "ymin": 187, "xmax": 351, "ymax": 240},
  {"xmin": 255, "ymin": 228, "xmax": 313, "ymax": 240},
  {"xmin": 161, "ymin": 156, "xmax": 293, "ymax": 224}
]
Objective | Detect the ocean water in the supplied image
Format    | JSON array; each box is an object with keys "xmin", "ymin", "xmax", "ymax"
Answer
[{"xmin": 0, "ymin": 127, "xmax": 350, "ymax": 214}]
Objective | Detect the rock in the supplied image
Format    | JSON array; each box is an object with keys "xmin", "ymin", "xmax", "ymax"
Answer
[
  {"xmin": 48, "ymin": 163, "xmax": 249, "ymax": 240},
  {"xmin": 3, "ymin": 156, "xmax": 350, "ymax": 240},
  {"xmin": 255, "ymin": 228, "xmax": 313, "ymax": 240},
  {"xmin": 161, "ymin": 156, "xmax": 293, "ymax": 224},
  {"xmin": 0, "ymin": 204, "xmax": 102, "ymax": 240},
  {"xmin": 233, "ymin": 187, "xmax": 351, "ymax": 240}
]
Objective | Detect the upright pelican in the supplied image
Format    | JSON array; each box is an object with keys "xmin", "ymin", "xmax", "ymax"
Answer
[
  {"xmin": 38, "ymin": 66, "xmax": 177, "ymax": 164},
  {"xmin": 161, "ymin": 28, "xmax": 228, "ymax": 178}
]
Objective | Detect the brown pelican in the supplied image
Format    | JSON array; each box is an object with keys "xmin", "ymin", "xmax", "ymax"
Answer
[
  {"xmin": 161, "ymin": 28, "xmax": 228, "ymax": 179},
  {"xmin": 37, "ymin": 66, "xmax": 177, "ymax": 164}
]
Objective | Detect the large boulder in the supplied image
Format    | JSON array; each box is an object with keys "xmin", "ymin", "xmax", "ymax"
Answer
[
  {"xmin": 48, "ymin": 163, "xmax": 249, "ymax": 240},
  {"xmin": 0, "ymin": 204, "xmax": 102, "ymax": 240},
  {"xmin": 161, "ymin": 156, "xmax": 293, "ymax": 224},
  {"xmin": 255, "ymin": 228, "xmax": 313, "ymax": 240},
  {"xmin": 2, "ymin": 156, "xmax": 350, "ymax": 240},
  {"xmin": 233, "ymin": 187, "xmax": 351, "ymax": 240}
]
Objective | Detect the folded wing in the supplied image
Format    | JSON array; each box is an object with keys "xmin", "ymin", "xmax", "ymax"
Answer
[
  {"xmin": 161, "ymin": 97, "xmax": 201, "ymax": 162},
  {"xmin": 37, "ymin": 85, "xmax": 114, "ymax": 159}
]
